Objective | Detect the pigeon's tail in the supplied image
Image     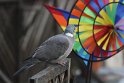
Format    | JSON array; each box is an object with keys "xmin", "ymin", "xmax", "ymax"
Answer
[{"xmin": 13, "ymin": 58, "xmax": 40, "ymax": 77}]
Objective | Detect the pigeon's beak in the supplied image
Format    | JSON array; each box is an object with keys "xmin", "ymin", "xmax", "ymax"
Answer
[
  {"xmin": 72, "ymin": 25, "xmax": 76, "ymax": 30},
  {"xmin": 74, "ymin": 27, "xmax": 76, "ymax": 30},
  {"xmin": 74, "ymin": 26, "xmax": 78, "ymax": 32}
]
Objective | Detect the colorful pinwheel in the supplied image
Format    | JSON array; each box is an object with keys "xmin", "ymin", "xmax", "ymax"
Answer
[
  {"xmin": 78, "ymin": 0, "xmax": 124, "ymax": 59},
  {"xmin": 45, "ymin": 0, "xmax": 124, "ymax": 65}
]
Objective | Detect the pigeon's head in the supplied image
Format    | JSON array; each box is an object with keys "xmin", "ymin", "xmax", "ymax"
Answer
[{"xmin": 64, "ymin": 25, "xmax": 76, "ymax": 37}]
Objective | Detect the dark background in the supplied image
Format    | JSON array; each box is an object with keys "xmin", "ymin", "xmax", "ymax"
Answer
[
  {"xmin": 0, "ymin": 0, "xmax": 77, "ymax": 83},
  {"xmin": 0, "ymin": 0, "xmax": 124, "ymax": 83}
]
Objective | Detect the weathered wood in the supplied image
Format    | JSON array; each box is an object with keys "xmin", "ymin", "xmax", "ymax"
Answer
[
  {"xmin": 29, "ymin": 58, "xmax": 71, "ymax": 83},
  {"xmin": 59, "ymin": 73, "xmax": 65, "ymax": 83},
  {"xmin": 67, "ymin": 58, "xmax": 71, "ymax": 83}
]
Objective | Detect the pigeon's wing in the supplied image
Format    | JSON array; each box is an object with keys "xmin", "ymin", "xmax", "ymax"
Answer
[{"xmin": 33, "ymin": 34, "xmax": 69, "ymax": 61}]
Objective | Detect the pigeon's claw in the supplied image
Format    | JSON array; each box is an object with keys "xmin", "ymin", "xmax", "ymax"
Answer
[{"xmin": 56, "ymin": 59, "xmax": 67, "ymax": 66}]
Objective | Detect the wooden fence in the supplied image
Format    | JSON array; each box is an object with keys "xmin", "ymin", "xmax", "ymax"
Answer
[{"xmin": 29, "ymin": 58, "xmax": 71, "ymax": 83}]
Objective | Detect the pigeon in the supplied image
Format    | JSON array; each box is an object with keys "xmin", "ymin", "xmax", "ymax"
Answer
[{"xmin": 13, "ymin": 25, "xmax": 76, "ymax": 76}]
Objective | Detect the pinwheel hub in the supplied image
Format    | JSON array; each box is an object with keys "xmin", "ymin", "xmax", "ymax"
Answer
[{"xmin": 109, "ymin": 25, "xmax": 114, "ymax": 29}]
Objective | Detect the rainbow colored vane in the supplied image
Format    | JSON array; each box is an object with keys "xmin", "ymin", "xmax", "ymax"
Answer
[{"xmin": 45, "ymin": 0, "xmax": 124, "ymax": 65}]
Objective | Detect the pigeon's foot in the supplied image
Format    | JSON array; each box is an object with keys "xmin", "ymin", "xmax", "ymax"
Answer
[
  {"xmin": 56, "ymin": 59, "xmax": 67, "ymax": 66},
  {"xmin": 50, "ymin": 59, "xmax": 67, "ymax": 66}
]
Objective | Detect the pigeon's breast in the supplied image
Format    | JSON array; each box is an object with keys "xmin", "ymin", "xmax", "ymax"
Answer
[{"xmin": 62, "ymin": 36, "xmax": 75, "ymax": 58}]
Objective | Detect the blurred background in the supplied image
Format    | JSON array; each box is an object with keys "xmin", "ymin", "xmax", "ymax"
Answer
[{"xmin": 0, "ymin": 0, "xmax": 124, "ymax": 83}]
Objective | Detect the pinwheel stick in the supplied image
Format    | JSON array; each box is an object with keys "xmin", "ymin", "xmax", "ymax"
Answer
[{"xmin": 86, "ymin": 55, "xmax": 93, "ymax": 83}]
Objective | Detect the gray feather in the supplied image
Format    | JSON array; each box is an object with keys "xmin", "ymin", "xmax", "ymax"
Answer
[
  {"xmin": 13, "ymin": 58, "xmax": 40, "ymax": 76},
  {"xmin": 33, "ymin": 34, "xmax": 74, "ymax": 61}
]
